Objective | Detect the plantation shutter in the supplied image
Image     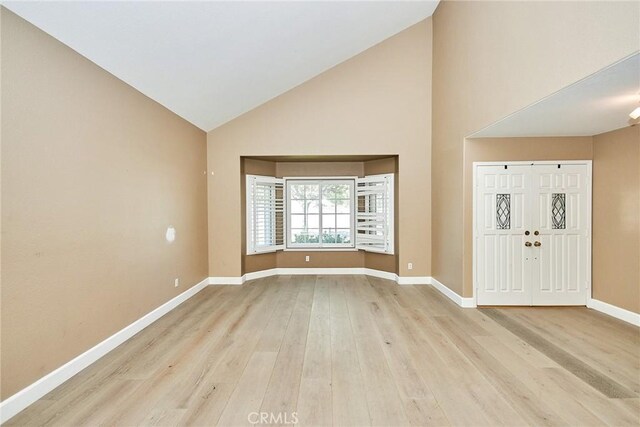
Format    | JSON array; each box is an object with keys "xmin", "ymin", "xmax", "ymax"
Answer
[
  {"xmin": 246, "ymin": 175, "xmax": 285, "ymax": 254},
  {"xmin": 355, "ymin": 173, "xmax": 394, "ymax": 254}
]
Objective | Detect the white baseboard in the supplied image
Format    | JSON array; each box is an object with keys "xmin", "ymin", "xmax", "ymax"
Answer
[
  {"xmin": 278, "ymin": 267, "xmax": 366, "ymax": 276},
  {"xmin": 209, "ymin": 276, "xmax": 244, "ymax": 285},
  {"xmin": 210, "ymin": 269, "xmax": 472, "ymax": 309},
  {"xmin": 244, "ymin": 268, "xmax": 279, "ymax": 281},
  {"xmin": 363, "ymin": 268, "xmax": 399, "ymax": 282},
  {"xmin": 0, "ymin": 277, "xmax": 209, "ymax": 424},
  {"xmin": 430, "ymin": 277, "xmax": 476, "ymax": 308},
  {"xmin": 397, "ymin": 276, "xmax": 430, "ymax": 285},
  {"xmin": 587, "ymin": 298, "xmax": 640, "ymax": 327},
  {"xmin": 210, "ymin": 268, "xmax": 426, "ymax": 286},
  {"xmin": 210, "ymin": 269, "xmax": 367, "ymax": 285}
]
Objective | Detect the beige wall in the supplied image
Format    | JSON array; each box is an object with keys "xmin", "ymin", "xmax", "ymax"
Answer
[
  {"xmin": 592, "ymin": 126, "xmax": 639, "ymax": 314},
  {"xmin": 277, "ymin": 251, "xmax": 365, "ymax": 270},
  {"xmin": 432, "ymin": 0, "xmax": 640, "ymax": 296},
  {"xmin": 463, "ymin": 137, "xmax": 594, "ymax": 297},
  {"xmin": 275, "ymin": 161, "xmax": 363, "ymax": 178},
  {"xmin": 209, "ymin": 19, "xmax": 432, "ymax": 278},
  {"xmin": 242, "ymin": 158, "xmax": 397, "ymax": 274},
  {"xmin": 0, "ymin": 9, "xmax": 208, "ymax": 399}
]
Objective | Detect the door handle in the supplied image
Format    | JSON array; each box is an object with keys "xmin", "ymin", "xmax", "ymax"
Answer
[
  {"xmin": 525, "ymin": 242, "xmax": 532, "ymax": 247},
  {"xmin": 534, "ymin": 241, "xmax": 541, "ymax": 247}
]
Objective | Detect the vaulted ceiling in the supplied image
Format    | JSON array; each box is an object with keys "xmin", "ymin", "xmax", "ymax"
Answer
[{"xmin": 4, "ymin": 1, "xmax": 440, "ymax": 131}]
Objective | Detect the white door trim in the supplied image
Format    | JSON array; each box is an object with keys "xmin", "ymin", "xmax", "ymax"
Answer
[
  {"xmin": 473, "ymin": 160, "xmax": 592, "ymax": 167},
  {"xmin": 473, "ymin": 160, "xmax": 593, "ymax": 306}
]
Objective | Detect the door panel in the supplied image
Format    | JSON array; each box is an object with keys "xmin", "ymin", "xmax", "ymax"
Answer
[
  {"xmin": 531, "ymin": 164, "xmax": 589, "ymax": 305},
  {"xmin": 476, "ymin": 165, "xmax": 532, "ymax": 305}
]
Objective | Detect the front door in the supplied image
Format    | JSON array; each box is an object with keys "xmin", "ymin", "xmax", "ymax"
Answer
[{"xmin": 476, "ymin": 162, "xmax": 591, "ymax": 306}]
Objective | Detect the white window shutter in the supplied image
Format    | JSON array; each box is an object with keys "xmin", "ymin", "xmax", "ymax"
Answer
[
  {"xmin": 356, "ymin": 173, "xmax": 394, "ymax": 254},
  {"xmin": 246, "ymin": 175, "xmax": 285, "ymax": 254}
]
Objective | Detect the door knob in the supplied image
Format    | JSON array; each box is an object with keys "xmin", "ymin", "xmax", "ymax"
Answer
[
  {"xmin": 525, "ymin": 242, "xmax": 532, "ymax": 247},
  {"xmin": 534, "ymin": 241, "xmax": 541, "ymax": 247}
]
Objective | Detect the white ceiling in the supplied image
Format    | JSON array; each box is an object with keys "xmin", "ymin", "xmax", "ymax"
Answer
[
  {"xmin": 471, "ymin": 53, "xmax": 640, "ymax": 138},
  {"xmin": 4, "ymin": 1, "xmax": 439, "ymax": 131}
]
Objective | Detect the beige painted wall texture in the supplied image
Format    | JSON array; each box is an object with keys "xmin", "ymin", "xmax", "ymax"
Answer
[
  {"xmin": 1, "ymin": 9, "xmax": 208, "ymax": 399},
  {"xmin": 592, "ymin": 126, "xmax": 639, "ymax": 314},
  {"xmin": 463, "ymin": 137, "xmax": 594, "ymax": 297},
  {"xmin": 432, "ymin": 0, "xmax": 640, "ymax": 296},
  {"xmin": 208, "ymin": 19, "xmax": 432, "ymax": 278}
]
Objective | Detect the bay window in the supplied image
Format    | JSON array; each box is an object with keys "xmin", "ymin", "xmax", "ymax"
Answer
[{"xmin": 246, "ymin": 173, "xmax": 393, "ymax": 254}]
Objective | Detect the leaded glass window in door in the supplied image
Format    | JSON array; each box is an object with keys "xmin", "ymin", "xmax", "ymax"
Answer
[{"xmin": 496, "ymin": 194, "xmax": 510, "ymax": 230}]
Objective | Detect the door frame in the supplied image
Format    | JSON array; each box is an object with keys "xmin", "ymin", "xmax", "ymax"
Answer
[{"xmin": 472, "ymin": 160, "xmax": 593, "ymax": 306}]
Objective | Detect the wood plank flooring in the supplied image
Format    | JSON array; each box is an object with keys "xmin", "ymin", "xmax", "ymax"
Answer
[{"xmin": 7, "ymin": 275, "xmax": 640, "ymax": 426}]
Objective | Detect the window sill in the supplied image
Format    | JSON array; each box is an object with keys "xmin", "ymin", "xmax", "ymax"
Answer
[{"xmin": 283, "ymin": 247, "xmax": 358, "ymax": 252}]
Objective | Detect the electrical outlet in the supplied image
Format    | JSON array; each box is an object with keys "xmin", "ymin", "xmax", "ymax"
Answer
[
  {"xmin": 305, "ymin": 256, "xmax": 310, "ymax": 262},
  {"xmin": 174, "ymin": 278, "xmax": 180, "ymax": 287},
  {"xmin": 408, "ymin": 263, "xmax": 413, "ymax": 270}
]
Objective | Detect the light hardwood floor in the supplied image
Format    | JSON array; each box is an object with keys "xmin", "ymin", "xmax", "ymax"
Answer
[{"xmin": 7, "ymin": 275, "xmax": 640, "ymax": 426}]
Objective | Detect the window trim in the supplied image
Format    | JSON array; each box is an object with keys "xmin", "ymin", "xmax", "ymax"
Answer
[{"xmin": 284, "ymin": 177, "xmax": 357, "ymax": 250}]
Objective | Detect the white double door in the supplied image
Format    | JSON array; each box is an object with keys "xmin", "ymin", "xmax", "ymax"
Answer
[{"xmin": 475, "ymin": 163, "xmax": 591, "ymax": 306}]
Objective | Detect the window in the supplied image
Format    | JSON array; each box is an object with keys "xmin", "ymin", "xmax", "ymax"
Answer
[
  {"xmin": 551, "ymin": 193, "xmax": 566, "ymax": 229},
  {"xmin": 286, "ymin": 179, "xmax": 355, "ymax": 249},
  {"xmin": 246, "ymin": 173, "xmax": 394, "ymax": 255},
  {"xmin": 496, "ymin": 194, "xmax": 511, "ymax": 230}
]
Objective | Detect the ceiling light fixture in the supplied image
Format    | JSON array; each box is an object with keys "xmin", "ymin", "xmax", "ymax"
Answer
[{"xmin": 631, "ymin": 93, "xmax": 640, "ymax": 120}]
